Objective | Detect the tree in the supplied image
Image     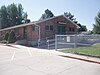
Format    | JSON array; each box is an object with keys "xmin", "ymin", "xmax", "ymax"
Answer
[
  {"xmin": 81, "ymin": 25, "xmax": 87, "ymax": 31},
  {"xmin": 45, "ymin": 9, "xmax": 54, "ymax": 18},
  {"xmin": 77, "ymin": 24, "xmax": 87, "ymax": 32},
  {"xmin": 0, "ymin": 5, "xmax": 9, "ymax": 28},
  {"xmin": 64, "ymin": 12, "xmax": 76, "ymax": 21},
  {"xmin": 64, "ymin": 12, "xmax": 87, "ymax": 32},
  {"xmin": 0, "ymin": 3, "xmax": 27, "ymax": 29},
  {"xmin": 39, "ymin": 9, "xmax": 54, "ymax": 20},
  {"xmin": 17, "ymin": 3, "xmax": 24, "ymax": 24},
  {"xmin": 7, "ymin": 3, "xmax": 19, "ymax": 26},
  {"xmin": 93, "ymin": 11, "xmax": 100, "ymax": 34},
  {"xmin": 8, "ymin": 31, "xmax": 16, "ymax": 43},
  {"xmin": 23, "ymin": 12, "xmax": 27, "ymax": 23},
  {"xmin": 4, "ymin": 33, "xmax": 9, "ymax": 41}
]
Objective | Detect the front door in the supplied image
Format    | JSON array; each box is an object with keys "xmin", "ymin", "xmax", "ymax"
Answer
[{"xmin": 57, "ymin": 26, "xmax": 66, "ymax": 34}]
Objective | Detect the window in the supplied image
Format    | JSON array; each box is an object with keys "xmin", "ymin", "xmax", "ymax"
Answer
[
  {"xmin": 32, "ymin": 26, "xmax": 38, "ymax": 31},
  {"xmin": 45, "ymin": 26, "xmax": 49, "ymax": 30},
  {"xmin": 32, "ymin": 26, "xmax": 35, "ymax": 31},
  {"xmin": 69, "ymin": 28, "xmax": 71, "ymax": 32},
  {"xmin": 50, "ymin": 26, "xmax": 53, "ymax": 30},
  {"xmin": 72, "ymin": 28, "xmax": 75, "ymax": 32},
  {"xmin": 69, "ymin": 28, "xmax": 75, "ymax": 32},
  {"xmin": 45, "ymin": 25, "xmax": 53, "ymax": 31}
]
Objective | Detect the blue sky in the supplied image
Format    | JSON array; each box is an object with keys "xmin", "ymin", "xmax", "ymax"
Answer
[{"xmin": 0, "ymin": 0, "xmax": 100, "ymax": 30}]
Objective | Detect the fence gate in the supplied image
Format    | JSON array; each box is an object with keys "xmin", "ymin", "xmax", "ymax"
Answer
[{"xmin": 55, "ymin": 35, "xmax": 77, "ymax": 50}]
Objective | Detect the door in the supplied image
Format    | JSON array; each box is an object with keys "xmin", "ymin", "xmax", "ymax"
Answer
[{"xmin": 57, "ymin": 26, "xmax": 66, "ymax": 34}]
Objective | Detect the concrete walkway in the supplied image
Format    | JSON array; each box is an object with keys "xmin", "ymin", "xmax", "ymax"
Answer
[{"xmin": 0, "ymin": 44, "xmax": 100, "ymax": 75}]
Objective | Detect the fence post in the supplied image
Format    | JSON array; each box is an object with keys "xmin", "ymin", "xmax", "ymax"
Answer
[
  {"xmin": 38, "ymin": 39, "xmax": 40, "ymax": 48},
  {"xmin": 55, "ymin": 35, "xmax": 57, "ymax": 51},
  {"xmin": 74, "ymin": 34, "xmax": 77, "ymax": 48},
  {"xmin": 47, "ymin": 40, "xmax": 50, "ymax": 49}
]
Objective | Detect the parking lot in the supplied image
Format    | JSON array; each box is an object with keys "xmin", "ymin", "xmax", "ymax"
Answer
[{"xmin": 0, "ymin": 45, "xmax": 100, "ymax": 75}]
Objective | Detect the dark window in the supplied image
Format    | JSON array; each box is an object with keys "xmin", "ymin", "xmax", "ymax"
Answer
[
  {"xmin": 32, "ymin": 26, "xmax": 38, "ymax": 31},
  {"xmin": 45, "ymin": 26, "xmax": 49, "ymax": 30},
  {"xmin": 50, "ymin": 26, "xmax": 53, "ymax": 30},
  {"xmin": 58, "ymin": 26, "xmax": 66, "ymax": 34},
  {"xmin": 69, "ymin": 28, "xmax": 71, "ymax": 31},
  {"xmin": 72, "ymin": 28, "xmax": 75, "ymax": 32},
  {"xmin": 32, "ymin": 26, "xmax": 35, "ymax": 31},
  {"xmin": 69, "ymin": 28, "xmax": 75, "ymax": 32},
  {"xmin": 45, "ymin": 25, "xmax": 53, "ymax": 31}
]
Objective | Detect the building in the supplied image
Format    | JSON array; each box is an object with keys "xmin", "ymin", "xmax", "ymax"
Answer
[{"xmin": 0, "ymin": 15, "xmax": 80, "ymax": 46}]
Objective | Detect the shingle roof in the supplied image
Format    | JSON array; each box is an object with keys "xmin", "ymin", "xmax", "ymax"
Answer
[
  {"xmin": 0, "ymin": 15, "xmax": 80, "ymax": 32},
  {"xmin": 34, "ymin": 15, "xmax": 80, "ymax": 28},
  {"xmin": 0, "ymin": 22, "xmax": 34, "ymax": 31}
]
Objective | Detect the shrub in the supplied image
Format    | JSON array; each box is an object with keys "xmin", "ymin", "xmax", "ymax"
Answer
[
  {"xmin": 0, "ymin": 40, "xmax": 7, "ymax": 43},
  {"xmin": 4, "ymin": 33, "xmax": 9, "ymax": 41},
  {"xmin": 8, "ymin": 31, "xmax": 16, "ymax": 43}
]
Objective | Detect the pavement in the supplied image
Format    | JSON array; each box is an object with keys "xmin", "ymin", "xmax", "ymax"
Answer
[
  {"xmin": 58, "ymin": 49, "xmax": 100, "ymax": 64},
  {"xmin": 0, "ymin": 44, "xmax": 100, "ymax": 75}
]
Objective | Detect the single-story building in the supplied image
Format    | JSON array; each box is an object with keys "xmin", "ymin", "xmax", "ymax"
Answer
[{"xmin": 0, "ymin": 15, "xmax": 80, "ymax": 46}]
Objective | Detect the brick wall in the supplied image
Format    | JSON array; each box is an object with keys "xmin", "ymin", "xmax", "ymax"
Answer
[
  {"xmin": 36, "ymin": 15, "xmax": 78, "ymax": 40},
  {"xmin": 0, "ymin": 15, "xmax": 79, "ymax": 44}
]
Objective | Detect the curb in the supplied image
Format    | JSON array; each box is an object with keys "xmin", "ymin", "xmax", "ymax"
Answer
[
  {"xmin": 4, "ymin": 44, "xmax": 19, "ymax": 49},
  {"xmin": 60, "ymin": 55, "xmax": 100, "ymax": 64}
]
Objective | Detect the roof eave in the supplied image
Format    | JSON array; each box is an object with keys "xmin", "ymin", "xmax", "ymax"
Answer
[{"xmin": 63, "ymin": 15, "xmax": 80, "ymax": 29}]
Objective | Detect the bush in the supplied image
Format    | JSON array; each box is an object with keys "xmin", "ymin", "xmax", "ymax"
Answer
[
  {"xmin": 0, "ymin": 40, "xmax": 7, "ymax": 43},
  {"xmin": 4, "ymin": 33, "xmax": 9, "ymax": 41},
  {"xmin": 8, "ymin": 31, "xmax": 16, "ymax": 43}
]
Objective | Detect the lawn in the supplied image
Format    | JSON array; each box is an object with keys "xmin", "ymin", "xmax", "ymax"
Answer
[{"xmin": 60, "ymin": 44, "xmax": 100, "ymax": 58}]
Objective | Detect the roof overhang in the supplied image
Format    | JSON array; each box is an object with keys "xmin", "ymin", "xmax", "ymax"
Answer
[
  {"xmin": 62, "ymin": 15, "xmax": 80, "ymax": 29},
  {"xmin": 0, "ymin": 15, "xmax": 80, "ymax": 32},
  {"xmin": 0, "ymin": 22, "xmax": 34, "ymax": 32}
]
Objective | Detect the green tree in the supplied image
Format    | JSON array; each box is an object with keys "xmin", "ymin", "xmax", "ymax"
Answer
[
  {"xmin": 81, "ymin": 25, "xmax": 87, "ymax": 31},
  {"xmin": 93, "ymin": 11, "xmax": 100, "ymax": 34},
  {"xmin": 45, "ymin": 9, "xmax": 54, "ymax": 18},
  {"xmin": 7, "ymin": 3, "xmax": 19, "ymax": 26},
  {"xmin": 23, "ymin": 12, "xmax": 28, "ymax": 23},
  {"xmin": 0, "ymin": 3, "xmax": 27, "ymax": 29},
  {"xmin": 77, "ymin": 24, "xmax": 87, "ymax": 32},
  {"xmin": 64, "ymin": 12, "xmax": 76, "ymax": 21},
  {"xmin": 0, "ymin": 6, "xmax": 9, "ymax": 28},
  {"xmin": 17, "ymin": 3, "xmax": 24, "ymax": 24},
  {"xmin": 4, "ymin": 33, "xmax": 9, "ymax": 41},
  {"xmin": 39, "ymin": 9, "xmax": 54, "ymax": 20},
  {"xmin": 64, "ymin": 12, "xmax": 87, "ymax": 32},
  {"xmin": 8, "ymin": 31, "xmax": 16, "ymax": 43}
]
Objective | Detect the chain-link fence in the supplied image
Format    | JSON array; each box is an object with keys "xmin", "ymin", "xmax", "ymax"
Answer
[
  {"xmin": 55, "ymin": 34, "xmax": 100, "ymax": 50},
  {"xmin": 37, "ymin": 34, "xmax": 100, "ymax": 50}
]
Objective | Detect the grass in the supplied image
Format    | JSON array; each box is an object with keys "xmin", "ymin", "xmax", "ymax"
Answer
[{"xmin": 60, "ymin": 44, "xmax": 100, "ymax": 58}]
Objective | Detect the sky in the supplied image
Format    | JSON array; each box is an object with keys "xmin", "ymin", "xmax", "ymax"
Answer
[{"xmin": 0, "ymin": 0, "xmax": 100, "ymax": 30}]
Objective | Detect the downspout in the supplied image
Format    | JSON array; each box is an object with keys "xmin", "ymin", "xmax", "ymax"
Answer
[{"xmin": 34, "ymin": 24, "xmax": 41, "ymax": 48}]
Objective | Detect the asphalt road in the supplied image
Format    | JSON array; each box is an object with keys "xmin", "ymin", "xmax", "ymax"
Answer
[{"xmin": 0, "ymin": 45, "xmax": 100, "ymax": 75}]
